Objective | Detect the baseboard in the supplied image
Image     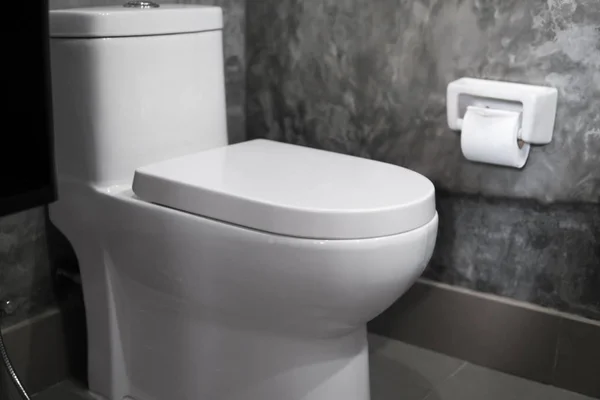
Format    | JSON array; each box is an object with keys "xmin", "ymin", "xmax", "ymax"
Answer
[
  {"xmin": 2, "ymin": 283, "xmax": 599, "ymax": 398},
  {"xmin": 368, "ymin": 279, "xmax": 600, "ymax": 399},
  {"xmin": 0, "ymin": 307, "xmax": 72, "ymax": 397}
]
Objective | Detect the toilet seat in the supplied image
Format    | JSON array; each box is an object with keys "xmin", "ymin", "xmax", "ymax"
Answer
[{"xmin": 132, "ymin": 139, "xmax": 435, "ymax": 239}]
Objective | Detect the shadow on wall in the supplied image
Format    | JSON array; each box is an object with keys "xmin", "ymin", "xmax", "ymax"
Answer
[
  {"xmin": 0, "ymin": 208, "xmax": 85, "ymax": 395},
  {"xmin": 46, "ymin": 218, "xmax": 88, "ymax": 385},
  {"xmin": 0, "ymin": 210, "xmax": 53, "ymax": 398},
  {"xmin": 0, "ymin": 210, "xmax": 56, "ymax": 328},
  {"xmin": 426, "ymin": 190, "xmax": 600, "ymax": 320}
]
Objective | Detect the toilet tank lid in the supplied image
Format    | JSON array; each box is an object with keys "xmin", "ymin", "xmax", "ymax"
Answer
[
  {"xmin": 49, "ymin": 5, "xmax": 222, "ymax": 38},
  {"xmin": 132, "ymin": 139, "xmax": 437, "ymax": 240}
]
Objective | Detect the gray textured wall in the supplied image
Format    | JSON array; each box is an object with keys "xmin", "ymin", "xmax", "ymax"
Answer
[
  {"xmin": 246, "ymin": 0, "xmax": 600, "ymax": 318},
  {"xmin": 0, "ymin": 209, "xmax": 55, "ymax": 327},
  {"xmin": 0, "ymin": 0, "xmax": 246, "ymax": 327},
  {"xmin": 247, "ymin": 0, "xmax": 600, "ymax": 203},
  {"xmin": 429, "ymin": 193, "xmax": 600, "ymax": 320}
]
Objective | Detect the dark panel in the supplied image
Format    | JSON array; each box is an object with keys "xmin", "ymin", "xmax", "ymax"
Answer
[
  {"xmin": 1, "ymin": 0, "xmax": 56, "ymax": 217},
  {"xmin": 553, "ymin": 318, "xmax": 600, "ymax": 398},
  {"xmin": 0, "ymin": 310, "xmax": 68, "ymax": 397},
  {"xmin": 369, "ymin": 281, "xmax": 560, "ymax": 384}
]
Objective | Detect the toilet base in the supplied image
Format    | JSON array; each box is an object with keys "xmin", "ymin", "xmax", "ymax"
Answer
[
  {"xmin": 97, "ymin": 313, "xmax": 371, "ymax": 400},
  {"xmin": 55, "ymin": 186, "xmax": 437, "ymax": 400}
]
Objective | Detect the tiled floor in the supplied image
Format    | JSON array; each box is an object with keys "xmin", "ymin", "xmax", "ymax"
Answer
[
  {"xmin": 368, "ymin": 334, "xmax": 596, "ymax": 400},
  {"xmin": 33, "ymin": 334, "xmax": 597, "ymax": 400},
  {"xmin": 32, "ymin": 380, "xmax": 92, "ymax": 400}
]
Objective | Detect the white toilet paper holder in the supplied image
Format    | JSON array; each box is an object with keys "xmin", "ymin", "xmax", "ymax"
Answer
[{"xmin": 447, "ymin": 78, "xmax": 558, "ymax": 144}]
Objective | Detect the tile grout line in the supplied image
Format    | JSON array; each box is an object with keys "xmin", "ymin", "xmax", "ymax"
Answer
[
  {"xmin": 550, "ymin": 316, "xmax": 563, "ymax": 385},
  {"xmin": 421, "ymin": 361, "xmax": 469, "ymax": 400}
]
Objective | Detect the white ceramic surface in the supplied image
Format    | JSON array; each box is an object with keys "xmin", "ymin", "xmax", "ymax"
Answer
[
  {"xmin": 133, "ymin": 139, "xmax": 436, "ymax": 239},
  {"xmin": 447, "ymin": 77, "xmax": 557, "ymax": 144},
  {"xmin": 50, "ymin": 5, "xmax": 223, "ymax": 37},
  {"xmin": 51, "ymin": 182, "xmax": 438, "ymax": 400},
  {"xmin": 50, "ymin": 13, "xmax": 227, "ymax": 186},
  {"xmin": 49, "ymin": 5, "xmax": 439, "ymax": 400}
]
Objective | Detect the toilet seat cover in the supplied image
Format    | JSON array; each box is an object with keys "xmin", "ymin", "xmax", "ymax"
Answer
[{"xmin": 133, "ymin": 139, "xmax": 436, "ymax": 239}]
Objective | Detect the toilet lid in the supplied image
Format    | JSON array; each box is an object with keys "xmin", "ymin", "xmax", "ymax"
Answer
[{"xmin": 133, "ymin": 139, "xmax": 436, "ymax": 239}]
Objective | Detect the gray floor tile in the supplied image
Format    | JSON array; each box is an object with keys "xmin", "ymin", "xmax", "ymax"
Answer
[
  {"xmin": 554, "ymin": 318, "xmax": 600, "ymax": 398},
  {"xmin": 368, "ymin": 334, "xmax": 465, "ymax": 400},
  {"xmin": 32, "ymin": 381, "xmax": 93, "ymax": 400},
  {"xmin": 427, "ymin": 363, "xmax": 597, "ymax": 400},
  {"xmin": 33, "ymin": 336, "xmax": 598, "ymax": 400},
  {"xmin": 368, "ymin": 334, "xmax": 465, "ymax": 386},
  {"xmin": 534, "ymin": 385, "xmax": 600, "ymax": 400},
  {"xmin": 370, "ymin": 355, "xmax": 433, "ymax": 400}
]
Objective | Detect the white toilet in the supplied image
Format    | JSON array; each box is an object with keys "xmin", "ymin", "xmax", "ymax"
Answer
[{"xmin": 48, "ymin": 4, "xmax": 438, "ymax": 400}]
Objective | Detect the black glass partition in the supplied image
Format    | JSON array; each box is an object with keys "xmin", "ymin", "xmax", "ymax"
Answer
[{"xmin": 0, "ymin": 0, "xmax": 56, "ymax": 217}]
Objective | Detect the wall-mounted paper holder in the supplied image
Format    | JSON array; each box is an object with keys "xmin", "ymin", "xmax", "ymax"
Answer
[{"xmin": 447, "ymin": 78, "xmax": 558, "ymax": 144}]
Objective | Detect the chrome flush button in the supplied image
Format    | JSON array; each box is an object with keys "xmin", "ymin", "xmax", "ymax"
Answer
[{"xmin": 123, "ymin": 1, "xmax": 160, "ymax": 8}]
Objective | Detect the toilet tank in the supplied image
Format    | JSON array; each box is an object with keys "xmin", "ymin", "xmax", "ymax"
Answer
[{"xmin": 49, "ymin": 5, "xmax": 228, "ymax": 186}]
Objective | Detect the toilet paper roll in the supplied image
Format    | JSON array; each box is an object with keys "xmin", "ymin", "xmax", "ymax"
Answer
[{"xmin": 461, "ymin": 106, "xmax": 530, "ymax": 168}]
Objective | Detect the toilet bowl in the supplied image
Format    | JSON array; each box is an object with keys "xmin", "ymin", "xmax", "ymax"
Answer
[{"xmin": 48, "ymin": 5, "xmax": 438, "ymax": 400}]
